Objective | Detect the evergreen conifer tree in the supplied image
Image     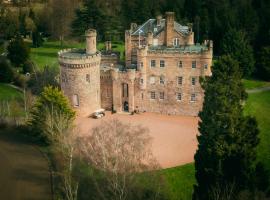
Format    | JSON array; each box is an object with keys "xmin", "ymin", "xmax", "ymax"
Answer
[{"xmin": 193, "ymin": 56, "xmax": 259, "ymax": 200}]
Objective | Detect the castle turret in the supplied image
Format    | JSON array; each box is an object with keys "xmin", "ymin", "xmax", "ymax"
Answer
[
  {"xmin": 86, "ymin": 29, "xmax": 97, "ymax": 54},
  {"xmin": 59, "ymin": 29, "xmax": 101, "ymax": 116}
]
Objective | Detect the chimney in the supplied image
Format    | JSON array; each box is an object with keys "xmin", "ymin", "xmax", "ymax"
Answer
[
  {"xmin": 165, "ymin": 12, "xmax": 175, "ymax": 47},
  {"xmin": 130, "ymin": 23, "xmax": 138, "ymax": 32},
  {"xmin": 85, "ymin": 29, "xmax": 97, "ymax": 54},
  {"xmin": 147, "ymin": 32, "xmax": 153, "ymax": 46},
  {"xmin": 156, "ymin": 15, "xmax": 162, "ymax": 26},
  {"xmin": 105, "ymin": 41, "xmax": 112, "ymax": 51}
]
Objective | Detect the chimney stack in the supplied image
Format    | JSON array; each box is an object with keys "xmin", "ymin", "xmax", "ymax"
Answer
[
  {"xmin": 85, "ymin": 29, "xmax": 97, "ymax": 54},
  {"xmin": 105, "ymin": 41, "xmax": 112, "ymax": 51},
  {"xmin": 165, "ymin": 12, "xmax": 175, "ymax": 47},
  {"xmin": 156, "ymin": 15, "xmax": 162, "ymax": 26},
  {"xmin": 147, "ymin": 32, "xmax": 153, "ymax": 46}
]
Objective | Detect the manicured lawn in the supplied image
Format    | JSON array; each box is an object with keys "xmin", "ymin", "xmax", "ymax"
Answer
[
  {"xmin": 30, "ymin": 40, "xmax": 125, "ymax": 69},
  {"xmin": 242, "ymin": 79, "xmax": 270, "ymax": 90},
  {"xmin": 245, "ymin": 90, "xmax": 270, "ymax": 171},
  {"xmin": 162, "ymin": 163, "xmax": 195, "ymax": 200},
  {"xmin": 0, "ymin": 83, "xmax": 23, "ymax": 101}
]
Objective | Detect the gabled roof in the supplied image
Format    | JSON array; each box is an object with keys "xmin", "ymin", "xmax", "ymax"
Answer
[{"xmin": 131, "ymin": 19, "xmax": 190, "ymax": 37}]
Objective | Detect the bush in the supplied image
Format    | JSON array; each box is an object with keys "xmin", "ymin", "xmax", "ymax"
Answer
[{"xmin": 0, "ymin": 56, "xmax": 14, "ymax": 83}]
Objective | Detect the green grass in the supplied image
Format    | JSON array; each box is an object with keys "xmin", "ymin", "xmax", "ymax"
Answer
[
  {"xmin": 242, "ymin": 79, "xmax": 270, "ymax": 90},
  {"xmin": 0, "ymin": 83, "xmax": 23, "ymax": 101},
  {"xmin": 245, "ymin": 91, "xmax": 270, "ymax": 171},
  {"xmin": 162, "ymin": 163, "xmax": 195, "ymax": 200},
  {"xmin": 30, "ymin": 40, "xmax": 125, "ymax": 69}
]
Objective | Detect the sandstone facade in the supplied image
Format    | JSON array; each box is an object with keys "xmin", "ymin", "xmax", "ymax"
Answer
[{"xmin": 59, "ymin": 12, "xmax": 213, "ymax": 117}]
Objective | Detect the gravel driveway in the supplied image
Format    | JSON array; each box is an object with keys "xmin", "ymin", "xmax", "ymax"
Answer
[{"xmin": 76, "ymin": 112, "xmax": 199, "ymax": 168}]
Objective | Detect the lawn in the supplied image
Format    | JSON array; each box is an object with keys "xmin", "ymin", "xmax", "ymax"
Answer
[
  {"xmin": 242, "ymin": 79, "xmax": 270, "ymax": 90},
  {"xmin": 245, "ymin": 90, "xmax": 270, "ymax": 171},
  {"xmin": 30, "ymin": 40, "xmax": 125, "ymax": 69},
  {"xmin": 0, "ymin": 83, "xmax": 23, "ymax": 101}
]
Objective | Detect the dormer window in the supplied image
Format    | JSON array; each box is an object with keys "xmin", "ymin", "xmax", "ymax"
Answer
[{"xmin": 173, "ymin": 38, "xmax": 180, "ymax": 47}]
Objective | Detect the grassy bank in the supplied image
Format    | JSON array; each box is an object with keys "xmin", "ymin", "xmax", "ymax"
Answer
[
  {"xmin": 0, "ymin": 83, "xmax": 22, "ymax": 101},
  {"xmin": 242, "ymin": 79, "xmax": 270, "ymax": 90}
]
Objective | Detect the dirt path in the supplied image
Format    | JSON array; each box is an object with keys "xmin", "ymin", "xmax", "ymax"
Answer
[
  {"xmin": 0, "ymin": 134, "xmax": 51, "ymax": 200},
  {"xmin": 247, "ymin": 86, "xmax": 270, "ymax": 94}
]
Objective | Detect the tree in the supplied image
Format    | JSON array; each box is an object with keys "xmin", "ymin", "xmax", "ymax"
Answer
[
  {"xmin": 7, "ymin": 35, "xmax": 30, "ymax": 67},
  {"xmin": 78, "ymin": 119, "xmax": 163, "ymax": 200},
  {"xmin": 27, "ymin": 65, "xmax": 59, "ymax": 95},
  {"xmin": 257, "ymin": 46, "xmax": 270, "ymax": 81},
  {"xmin": 0, "ymin": 56, "xmax": 14, "ymax": 83},
  {"xmin": 50, "ymin": 0, "xmax": 78, "ymax": 46},
  {"xmin": 220, "ymin": 28, "xmax": 255, "ymax": 78},
  {"xmin": 193, "ymin": 56, "xmax": 260, "ymax": 200},
  {"xmin": 29, "ymin": 86, "xmax": 75, "ymax": 144},
  {"xmin": 72, "ymin": 0, "xmax": 106, "ymax": 39}
]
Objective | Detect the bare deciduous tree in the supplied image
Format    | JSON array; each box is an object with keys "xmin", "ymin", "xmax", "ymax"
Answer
[
  {"xmin": 78, "ymin": 119, "xmax": 161, "ymax": 200},
  {"xmin": 44, "ymin": 108, "xmax": 78, "ymax": 200}
]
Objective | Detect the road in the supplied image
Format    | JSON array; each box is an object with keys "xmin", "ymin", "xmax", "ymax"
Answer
[{"xmin": 0, "ymin": 134, "xmax": 51, "ymax": 200}]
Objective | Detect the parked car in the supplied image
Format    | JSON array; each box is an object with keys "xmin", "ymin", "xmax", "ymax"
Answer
[{"xmin": 92, "ymin": 109, "xmax": 105, "ymax": 119}]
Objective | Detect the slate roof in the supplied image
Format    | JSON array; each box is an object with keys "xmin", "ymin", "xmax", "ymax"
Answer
[
  {"xmin": 148, "ymin": 44, "xmax": 208, "ymax": 53},
  {"xmin": 131, "ymin": 19, "xmax": 190, "ymax": 37}
]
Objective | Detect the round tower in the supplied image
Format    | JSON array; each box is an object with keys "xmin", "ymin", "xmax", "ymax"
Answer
[{"xmin": 58, "ymin": 29, "xmax": 101, "ymax": 117}]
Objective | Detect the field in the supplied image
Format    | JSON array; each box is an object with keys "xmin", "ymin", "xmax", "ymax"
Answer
[
  {"xmin": 243, "ymin": 79, "xmax": 270, "ymax": 90},
  {"xmin": 0, "ymin": 83, "xmax": 22, "ymax": 101},
  {"xmin": 29, "ymin": 40, "xmax": 125, "ymax": 69}
]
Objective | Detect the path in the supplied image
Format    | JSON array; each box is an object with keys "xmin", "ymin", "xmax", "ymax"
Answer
[
  {"xmin": 0, "ymin": 133, "xmax": 52, "ymax": 200},
  {"xmin": 246, "ymin": 86, "xmax": 270, "ymax": 94}
]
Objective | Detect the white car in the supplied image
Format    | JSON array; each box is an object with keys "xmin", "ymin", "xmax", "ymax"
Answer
[{"xmin": 92, "ymin": 109, "xmax": 105, "ymax": 119}]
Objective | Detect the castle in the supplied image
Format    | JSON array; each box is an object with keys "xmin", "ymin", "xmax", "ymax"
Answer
[{"xmin": 58, "ymin": 12, "xmax": 213, "ymax": 117}]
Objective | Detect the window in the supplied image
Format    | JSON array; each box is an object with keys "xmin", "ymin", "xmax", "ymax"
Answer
[
  {"xmin": 141, "ymin": 93, "xmax": 144, "ymax": 99},
  {"xmin": 140, "ymin": 62, "xmax": 144, "ymax": 68},
  {"xmin": 72, "ymin": 94, "xmax": 79, "ymax": 107},
  {"xmin": 177, "ymin": 93, "xmax": 182, "ymax": 101},
  {"xmin": 160, "ymin": 60, "xmax": 165, "ymax": 68},
  {"xmin": 173, "ymin": 38, "xmax": 180, "ymax": 47},
  {"xmin": 204, "ymin": 64, "xmax": 208, "ymax": 69},
  {"xmin": 191, "ymin": 93, "xmax": 196, "ymax": 102},
  {"xmin": 191, "ymin": 77, "xmax": 196, "ymax": 86},
  {"xmin": 150, "ymin": 76, "xmax": 155, "ymax": 84},
  {"xmin": 160, "ymin": 76, "xmax": 165, "ymax": 85},
  {"xmin": 86, "ymin": 74, "xmax": 90, "ymax": 83},
  {"xmin": 160, "ymin": 92, "xmax": 165, "ymax": 100},
  {"xmin": 177, "ymin": 76, "xmax": 183, "ymax": 85},
  {"xmin": 150, "ymin": 91, "xmax": 156, "ymax": 99},
  {"xmin": 178, "ymin": 61, "xmax": 183, "ymax": 68},
  {"xmin": 140, "ymin": 78, "xmax": 144, "ymax": 84},
  {"xmin": 192, "ymin": 61, "xmax": 196, "ymax": 68},
  {"xmin": 150, "ymin": 60, "xmax": 156, "ymax": 67}
]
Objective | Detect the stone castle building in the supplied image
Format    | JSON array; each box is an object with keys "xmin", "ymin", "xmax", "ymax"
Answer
[{"xmin": 59, "ymin": 12, "xmax": 213, "ymax": 117}]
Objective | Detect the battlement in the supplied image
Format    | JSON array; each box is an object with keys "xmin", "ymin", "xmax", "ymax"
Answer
[{"xmin": 58, "ymin": 48, "xmax": 101, "ymax": 68}]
